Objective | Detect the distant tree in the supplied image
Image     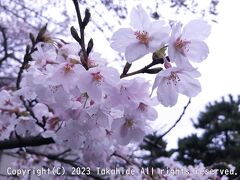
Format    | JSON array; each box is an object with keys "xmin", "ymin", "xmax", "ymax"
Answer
[
  {"xmin": 139, "ymin": 133, "xmax": 173, "ymax": 168},
  {"xmin": 176, "ymin": 95, "xmax": 240, "ymax": 178}
]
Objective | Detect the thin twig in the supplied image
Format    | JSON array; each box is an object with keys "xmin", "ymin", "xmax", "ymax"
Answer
[
  {"xmin": 120, "ymin": 58, "xmax": 164, "ymax": 79},
  {"xmin": 72, "ymin": 0, "xmax": 89, "ymax": 69},
  {"xmin": 159, "ymin": 98, "xmax": 191, "ymax": 139},
  {"xmin": 120, "ymin": 62, "xmax": 132, "ymax": 77}
]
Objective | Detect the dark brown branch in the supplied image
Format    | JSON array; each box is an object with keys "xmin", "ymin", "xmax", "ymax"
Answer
[
  {"xmin": 120, "ymin": 62, "xmax": 132, "ymax": 77},
  {"xmin": 15, "ymin": 27, "xmax": 48, "ymax": 129},
  {"xmin": 0, "ymin": 135, "xmax": 54, "ymax": 150},
  {"xmin": 0, "ymin": 26, "xmax": 9, "ymax": 67},
  {"xmin": 120, "ymin": 58, "xmax": 164, "ymax": 79},
  {"xmin": 25, "ymin": 149, "xmax": 104, "ymax": 179},
  {"xmin": 16, "ymin": 45, "xmax": 34, "ymax": 90},
  {"xmin": 112, "ymin": 151, "xmax": 140, "ymax": 167},
  {"xmin": 72, "ymin": 0, "xmax": 89, "ymax": 70}
]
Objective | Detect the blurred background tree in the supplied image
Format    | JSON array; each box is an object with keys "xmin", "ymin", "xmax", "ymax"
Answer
[
  {"xmin": 139, "ymin": 95, "xmax": 240, "ymax": 178},
  {"xmin": 176, "ymin": 95, "xmax": 240, "ymax": 178},
  {"xmin": 139, "ymin": 133, "xmax": 173, "ymax": 168}
]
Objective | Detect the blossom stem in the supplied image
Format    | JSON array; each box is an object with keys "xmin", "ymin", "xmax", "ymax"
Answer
[
  {"xmin": 72, "ymin": 0, "xmax": 89, "ymax": 70},
  {"xmin": 120, "ymin": 57, "xmax": 166, "ymax": 79},
  {"xmin": 120, "ymin": 62, "xmax": 132, "ymax": 77}
]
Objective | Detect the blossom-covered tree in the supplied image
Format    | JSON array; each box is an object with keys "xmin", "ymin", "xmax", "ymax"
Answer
[{"xmin": 0, "ymin": 0, "xmax": 225, "ymax": 179}]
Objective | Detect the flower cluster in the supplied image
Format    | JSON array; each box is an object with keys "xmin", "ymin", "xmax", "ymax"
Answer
[
  {"xmin": 0, "ymin": 4, "xmax": 211, "ymax": 171},
  {"xmin": 7, "ymin": 38, "xmax": 156, "ymax": 167},
  {"xmin": 111, "ymin": 5, "xmax": 210, "ymax": 107}
]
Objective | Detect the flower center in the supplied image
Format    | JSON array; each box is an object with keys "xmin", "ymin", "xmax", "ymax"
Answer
[
  {"xmin": 105, "ymin": 129, "xmax": 112, "ymax": 136},
  {"xmin": 63, "ymin": 63, "xmax": 74, "ymax": 74},
  {"xmin": 138, "ymin": 102, "xmax": 148, "ymax": 112},
  {"xmin": 167, "ymin": 71, "xmax": 180, "ymax": 85},
  {"xmin": 134, "ymin": 31, "xmax": 150, "ymax": 45},
  {"xmin": 124, "ymin": 118, "xmax": 134, "ymax": 128},
  {"xmin": 91, "ymin": 71, "xmax": 103, "ymax": 85},
  {"xmin": 48, "ymin": 117, "xmax": 59, "ymax": 130},
  {"xmin": 174, "ymin": 37, "xmax": 191, "ymax": 55},
  {"xmin": 4, "ymin": 99, "xmax": 13, "ymax": 106}
]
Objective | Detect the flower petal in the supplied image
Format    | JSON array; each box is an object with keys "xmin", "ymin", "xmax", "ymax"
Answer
[
  {"xmin": 131, "ymin": 128, "xmax": 145, "ymax": 142},
  {"xmin": 156, "ymin": 79, "xmax": 178, "ymax": 107},
  {"xmin": 182, "ymin": 19, "xmax": 211, "ymax": 40},
  {"xmin": 177, "ymin": 72, "xmax": 201, "ymax": 97},
  {"xmin": 148, "ymin": 20, "xmax": 170, "ymax": 35},
  {"xmin": 130, "ymin": 5, "xmax": 150, "ymax": 30},
  {"xmin": 171, "ymin": 22, "xmax": 182, "ymax": 40},
  {"xmin": 125, "ymin": 43, "xmax": 148, "ymax": 63},
  {"xmin": 187, "ymin": 40, "xmax": 209, "ymax": 62},
  {"xmin": 111, "ymin": 28, "xmax": 136, "ymax": 52}
]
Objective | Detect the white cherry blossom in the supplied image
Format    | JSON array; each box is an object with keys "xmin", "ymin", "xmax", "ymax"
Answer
[
  {"xmin": 49, "ymin": 62, "xmax": 85, "ymax": 92},
  {"xmin": 78, "ymin": 66, "xmax": 120, "ymax": 102},
  {"xmin": 111, "ymin": 5, "xmax": 170, "ymax": 63},
  {"xmin": 168, "ymin": 19, "xmax": 211, "ymax": 67},
  {"xmin": 0, "ymin": 113, "xmax": 18, "ymax": 140},
  {"xmin": 153, "ymin": 67, "xmax": 201, "ymax": 107},
  {"xmin": 112, "ymin": 108, "xmax": 151, "ymax": 145}
]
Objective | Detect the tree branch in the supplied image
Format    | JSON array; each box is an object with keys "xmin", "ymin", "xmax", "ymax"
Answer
[
  {"xmin": 112, "ymin": 151, "xmax": 140, "ymax": 167},
  {"xmin": 0, "ymin": 26, "xmax": 9, "ymax": 67},
  {"xmin": 25, "ymin": 149, "xmax": 105, "ymax": 179},
  {"xmin": 159, "ymin": 98, "xmax": 191, "ymax": 139},
  {"xmin": 72, "ymin": 0, "xmax": 90, "ymax": 70},
  {"xmin": 120, "ymin": 57, "xmax": 165, "ymax": 79},
  {"xmin": 0, "ymin": 135, "xmax": 54, "ymax": 150}
]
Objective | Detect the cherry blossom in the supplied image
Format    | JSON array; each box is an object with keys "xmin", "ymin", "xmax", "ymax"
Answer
[
  {"xmin": 0, "ymin": 113, "xmax": 18, "ymax": 140},
  {"xmin": 49, "ymin": 62, "xmax": 85, "ymax": 92},
  {"xmin": 153, "ymin": 67, "xmax": 201, "ymax": 107},
  {"xmin": 77, "ymin": 66, "xmax": 120, "ymax": 102},
  {"xmin": 32, "ymin": 103, "xmax": 52, "ymax": 120},
  {"xmin": 168, "ymin": 19, "xmax": 211, "ymax": 67},
  {"xmin": 111, "ymin": 5, "xmax": 170, "ymax": 63},
  {"xmin": 112, "ymin": 108, "xmax": 152, "ymax": 145},
  {"xmin": 31, "ymin": 43, "xmax": 57, "ymax": 68}
]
